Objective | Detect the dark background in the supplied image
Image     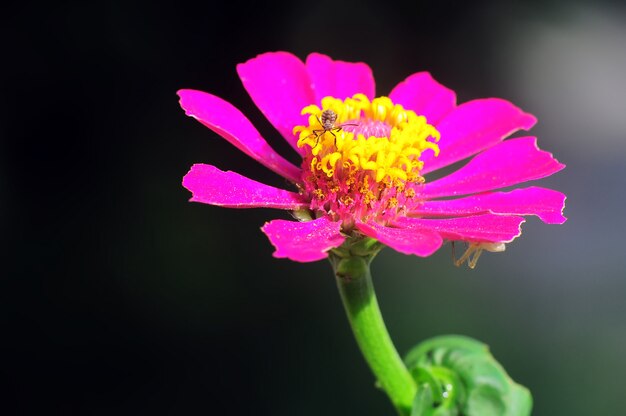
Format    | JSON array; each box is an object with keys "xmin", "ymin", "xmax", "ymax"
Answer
[{"xmin": 3, "ymin": 0, "xmax": 626, "ymax": 414}]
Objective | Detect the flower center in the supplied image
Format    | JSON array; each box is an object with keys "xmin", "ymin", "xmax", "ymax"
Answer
[{"xmin": 294, "ymin": 94, "xmax": 440, "ymax": 226}]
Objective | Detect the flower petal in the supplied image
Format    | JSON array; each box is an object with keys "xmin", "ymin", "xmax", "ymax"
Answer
[
  {"xmin": 236, "ymin": 51, "xmax": 315, "ymax": 155},
  {"xmin": 355, "ymin": 221, "xmax": 443, "ymax": 257},
  {"xmin": 412, "ymin": 186, "xmax": 567, "ymax": 224},
  {"xmin": 178, "ymin": 89, "xmax": 302, "ymax": 182},
  {"xmin": 183, "ymin": 164, "xmax": 308, "ymax": 209},
  {"xmin": 388, "ymin": 71, "xmax": 456, "ymax": 124},
  {"xmin": 421, "ymin": 137, "xmax": 565, "ymax": 198},
  {"xmin": 421, "ymin": 98, "xmax": 537, "ymax": 174},
  {"xmin": 305, "ymin": 53, "xmax": 376, "ymax": 103},
  {"xmin": 261, "ymin": 216, "xmax": 345, "ymax": 262},
  {"xmin": 395, "ymin": 214, "xmax": 525, "ymax": 243}
]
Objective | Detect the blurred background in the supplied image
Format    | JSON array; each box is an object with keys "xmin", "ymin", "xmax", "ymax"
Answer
[{"xmin": 2, "ymin": 0, "xmax": 625, "ymax": 414}]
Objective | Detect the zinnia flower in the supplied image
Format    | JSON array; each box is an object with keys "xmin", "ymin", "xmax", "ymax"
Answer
[{"xmin": 180, "ymin": 51, "xmax": 566, "ymax": 266}]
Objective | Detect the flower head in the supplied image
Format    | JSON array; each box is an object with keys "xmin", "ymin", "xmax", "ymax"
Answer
[{"xmin": 180, "ymin": 52, "xmax": 566, "ymax": 265}]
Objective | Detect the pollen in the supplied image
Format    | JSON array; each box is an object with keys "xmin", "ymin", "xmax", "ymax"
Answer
[{"xmin": 294, "ymin": 94, "xmax": 440, "ymax": 223}]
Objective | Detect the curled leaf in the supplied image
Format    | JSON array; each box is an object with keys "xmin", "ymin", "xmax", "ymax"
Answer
[{"xmin": 405, "ymin": 335, "xmax": 532, "ymax": 416}]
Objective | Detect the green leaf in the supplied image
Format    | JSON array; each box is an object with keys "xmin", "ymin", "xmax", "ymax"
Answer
[
  {"xmin": 405, "ymin": 335, "xmax": 532, "ymax": 416},
  {"xmin": 412, "ymin": 383, "xmax": 460, "ymax": 416},
  {"xmin": 411, "ymin": 383, "xmax": 435, "ymax": 416}
]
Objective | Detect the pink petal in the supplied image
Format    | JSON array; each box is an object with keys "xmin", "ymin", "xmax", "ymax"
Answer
[
  {"xmin": 412, "ymin": 186, "xmax": 567, "ymax": 224},
  {"xmin": 421, "ymin": 137, "xmax": 565, "ymax": 199},
  {"xmin": 178, "ymin": 89, "xmax": 301, "ymax": 183},
  {"xmin": 355, "ymin": 221, "xmax": 443, "ymax": 257},
  {"xmin": 394, "ymin": 214, "xmax": 525, "ymax": 243},
  {"xmin": 421, "ymin": 98, "xmax": 537, "ymax": 174},
  {"xmin": 182, "ymin": 164, "xmax": 308, "ymax": 209},
  {"xmin": 388, "ymin": 71, "xmax": 456, "ymax": 124},
  {"xmin": 261, "ymin": 216, "xmax": 345, "ymax": 262},
  {"xmin": 236, "ymin": 52, "xmax": 315, "ymax": 155},
  {"xmin": 305, "ymin": 53, "xmax": 376, "ymax": 103}
]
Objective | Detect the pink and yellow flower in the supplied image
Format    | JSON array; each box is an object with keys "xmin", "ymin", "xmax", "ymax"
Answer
[{"xmin": 180, "ymin": 51, "xmax": 566, "ymax": 265}]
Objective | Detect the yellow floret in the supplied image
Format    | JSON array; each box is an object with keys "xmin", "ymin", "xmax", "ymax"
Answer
[{"xmin": 297, "ymin": 94, "xmax": 440, "ymax": 186}]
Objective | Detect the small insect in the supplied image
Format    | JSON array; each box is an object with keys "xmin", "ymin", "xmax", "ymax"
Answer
[
  {"xmin": 452, "ymin": 241, "xmax": 506, "ymax": 269},
  {"xmin": 309, "ymin": 109, "xmax": 359, "ymax": 147}
]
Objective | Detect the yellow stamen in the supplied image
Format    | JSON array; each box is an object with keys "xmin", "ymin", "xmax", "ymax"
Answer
[{"xmin": 296, "ymin": 95, "xmax": 440, "ymax": 186}]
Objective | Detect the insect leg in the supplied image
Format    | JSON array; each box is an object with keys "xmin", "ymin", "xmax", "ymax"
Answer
[{"xmin": 311, "ymin": 129, "xmax": 325, "ymax": 147}]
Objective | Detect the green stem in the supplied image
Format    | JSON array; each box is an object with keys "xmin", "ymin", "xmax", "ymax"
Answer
[{"xmin": 330, "ymin": 253, "xmax": 416, "ymax": 416}]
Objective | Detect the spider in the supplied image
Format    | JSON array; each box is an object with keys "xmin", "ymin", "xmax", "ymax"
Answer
[{"xmin": 309, "ymin": 109, "xmax": 359, "ymax": 147}]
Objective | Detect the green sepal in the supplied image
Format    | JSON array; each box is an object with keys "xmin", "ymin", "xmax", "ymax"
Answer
[{"xmin": 405, "ymin": 335, "xmax": 532, "ymax": 416}]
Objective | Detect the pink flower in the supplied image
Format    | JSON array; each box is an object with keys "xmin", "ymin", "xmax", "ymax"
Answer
[{"xmin": 180, "ymin": 51, "xmax": 566, "ymax": 266}]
